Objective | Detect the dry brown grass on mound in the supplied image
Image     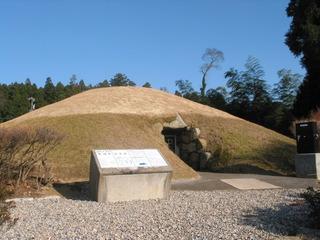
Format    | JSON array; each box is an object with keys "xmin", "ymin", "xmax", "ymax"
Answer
[
  {"xmin": 1, "ymin": 87, "xmax": 297, "ymax": 181},
  {"xmin": 5, "ymin": 113, "xmax": 198, "ymax": 181},
  {"xmin": 3, "ymin": 111, "xmax": 296, "ymax": 181},
  {"xmin": 7, "ymin": 87, "xmax": 237, "ymax": 124},
  {"xmin": 181, "ymin": 113, "xmax": 296, "ymax": 175}
]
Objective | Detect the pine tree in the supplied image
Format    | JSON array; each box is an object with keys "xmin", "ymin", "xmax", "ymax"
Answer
[
  {"xmin": 142, "ymin": 82, "xmax": 151, "ymax": 88},
  {"xmin": 286, "ymin": 0, "xmax": 320, "ymax": 117},
  {"xmin": 43, "ymin": 77, "xmax": 56, "ymax": 104},
  {"xmin": 110, "ymin": 73, "xmax": 136, "ymax": 86}
]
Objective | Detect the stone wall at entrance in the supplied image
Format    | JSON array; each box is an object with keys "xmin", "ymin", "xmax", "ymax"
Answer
[
  {"xmin": 175, "ymin": 127, "xmax": 211, "ymax": 170},
  {"xmin": 162, "ymin": 114, "xmax": 212, "ymax": 171}
]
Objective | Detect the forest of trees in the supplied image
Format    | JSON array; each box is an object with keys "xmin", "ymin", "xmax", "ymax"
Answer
[
  {"xmin": 175, "ymin": 56, "xmax": 302, "ymax": 136},
  {"xmin": 0, "ymin": 73, "xmax": 141, "ymax": 122}
]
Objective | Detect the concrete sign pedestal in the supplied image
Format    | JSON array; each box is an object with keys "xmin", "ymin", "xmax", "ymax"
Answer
[
  {"xmin": 295, "ymin": 153, "xmax": 320, "ymax": 180},
  {"xmin": 89, "ymin": 149, "xmax": 172, "ymax": 202}
]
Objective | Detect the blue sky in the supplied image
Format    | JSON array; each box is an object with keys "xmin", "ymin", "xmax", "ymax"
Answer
[{"xmin": 0, "ymin": 0, "xmax": 304, "ymax": 92}]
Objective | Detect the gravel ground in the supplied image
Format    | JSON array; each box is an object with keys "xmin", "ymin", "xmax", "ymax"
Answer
[{"xmin": 0, "ymin": 189, "xmax": 317, "ymax": 240}]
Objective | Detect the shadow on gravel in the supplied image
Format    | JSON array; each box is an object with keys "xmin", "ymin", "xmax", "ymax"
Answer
[
  {"xmin": 53, "ymin": 181, "xmax": 91, "ymax": 201},
  {"xmin": 240, "ymin": 199, "xmax": 320, "ymax": 239}
]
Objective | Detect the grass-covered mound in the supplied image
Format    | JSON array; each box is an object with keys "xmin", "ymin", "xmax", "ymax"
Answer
[{"xmin": 0, "ymin": 87, "xmax": 296, "ymax": 181}]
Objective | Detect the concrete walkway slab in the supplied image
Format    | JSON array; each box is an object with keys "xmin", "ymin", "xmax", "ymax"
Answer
[
  {"xmin": 172, "ymin": 172, "xmax": 319, "ymax": 191},
  {"xmin": 220, "ymin": 178, "xmax": 281, "ymax": 190}
]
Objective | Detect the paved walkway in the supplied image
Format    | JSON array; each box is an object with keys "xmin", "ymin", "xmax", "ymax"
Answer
[{"xmin": 172, "ymin": 172, "xmax": 319, "ymax": 191}]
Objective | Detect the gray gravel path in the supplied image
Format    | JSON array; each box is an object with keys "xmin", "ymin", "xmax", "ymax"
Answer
[{"xmin": 0, "ymin": 189, "xmax": 316, "ymax": 240}]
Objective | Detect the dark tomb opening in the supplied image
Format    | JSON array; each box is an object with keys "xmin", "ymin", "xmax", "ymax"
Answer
[
  {"xmin": 162, "ymin": 126, "xmax": 210, "ymax": 171},
  {"xmin": 162, "ymin": 127, "xmax": 185, "ymax": 156}
]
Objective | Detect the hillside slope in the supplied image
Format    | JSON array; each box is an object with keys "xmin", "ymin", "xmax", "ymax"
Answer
[{"xmin": 1, "ymin": 87, "xmax": 296, "ymax": 181}]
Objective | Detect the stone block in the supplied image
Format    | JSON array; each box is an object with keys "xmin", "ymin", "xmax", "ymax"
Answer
[
  {"xmin": 163, "ymin": 114, "xmax": 187, "ymax": 129},
  {"xmin": 191, "ymin": 128, "xmax": 201, "ymax": 140},
  {"xmin": 295, "ymin": 153, "xmax": 320, "ymax": 180},
  {"xmin": 89, "ymin": 149, "xmax": 173, "ymax": 202},
  {"xmin": 197, "ymin": 138, "xmax": 207, "ymax": 150}
]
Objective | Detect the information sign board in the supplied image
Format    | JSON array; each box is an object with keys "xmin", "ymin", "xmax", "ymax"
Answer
[{"xmin": 95, "ymin": 149, "xmax": 168, "ymax": 169}]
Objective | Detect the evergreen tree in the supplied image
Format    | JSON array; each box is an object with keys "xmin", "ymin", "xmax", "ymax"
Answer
[
  {"xmin": 24, "ymin": 78, "xmax": 38, "ymax": 99},
  {"xmin": 43, "ymin": 77, "xmax": 56, "ymax": 104},
  {"xmin": 110, "ymin": 73, "xmax": 136, "ymax": 86},
  {"xmin": 96, "ymin": 79, "xmax": 110, "ymax": 88},
  {"xmin": 142, "ymin": 82, "xmax": 152, "ymax": 88},
  {"xmin": 0, "ymin": 85, "xmax": 8, "ymax": 122},
  {"xmin": 6, "ymin": 82, "xmax": 30, "ymax": 119},
  {"xmin": 286, "ymin": 0, "xmax": 320, "ymax": 117},
  {"xmin": 79, "ymin": 79, "xmax": 87, "ymax": 92},
  {"xmin": 55, "ymin": 82, "xmax": 66, "ymax": 101},
  {"xmin": 66, "ymin": 74, "xmax": 80, "ymax": 96}
]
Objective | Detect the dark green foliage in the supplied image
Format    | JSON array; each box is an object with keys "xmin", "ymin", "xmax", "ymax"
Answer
[
  {"xmin": 0, "ymin": 73, "xmax": 134, "ymax": 122},
  {"xmin": 286, "ymin": 0, "xmax": 320, "ymax": 117},
  {"xmin": 96, "ymin": 80, "xmax": 110, "ymax": 88},
  {"xmin": 55, "ymin": 82, "xmax": 66, "ymax": 101},
  {"xmin": 174, "ymin": 79, "xmax": 202, "ymax": 102},
  {"xmin": 185, "ymin": 92, "xmax": 201, "ymax": 103},
  {"xmin": 142, "ymin": 82, "xmax": 152, "ymax": 88},
  {"xmin": 225, "ymin": 56, "xmax": 272, "ymax": 125},
  {"xmin": 273, "ymin": 69, "xmax": 302, "ymax": 109},
  {"xmin": 301, "ymin": 187, "xmax": 320, "ymax": 229},
  {"xmin": 110, "ymin": 73, "xmax": 136, "ymax": 87},
  {"xmin": 173, "ymin": 56, "xmax": 301, "ymax": 136},
  {"xmin": 65, "ymin": 74, "xmax": 81, "ymax": 97},
  {"xmin": 206, "ymin": 87, "xmax": 227, "ymax": 110},
  {"xmin": 79, "ymin": 80, "xmax": 87, "ymax": 92},
  {"xmin": 44, "ymin": 77, "xmax": 56, "ymax": 104},
  {"xmin": 159, "ymin": 87, "xmax": 168, "ymax": 92},
  {"xmin": 0, "ymin": 82, "xmax": 37, "ymax": 121},
  {"xmin": 175, "ymin": 79, "xmax": 194, "ymax": 96}
]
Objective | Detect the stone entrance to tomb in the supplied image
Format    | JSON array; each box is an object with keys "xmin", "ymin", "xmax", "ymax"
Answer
[{"xmin": 162, "ymin": 114, "xmax": 212, "ymax": 171}]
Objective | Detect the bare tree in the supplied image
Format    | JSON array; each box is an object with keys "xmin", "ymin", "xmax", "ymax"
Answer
[
  {"xmin": 0, "ymin": 127, "xmax": 64, "ymax": 186},
  {"xmin": 200, "ymin": 48, "xmax": 224, "ymax": 97}
]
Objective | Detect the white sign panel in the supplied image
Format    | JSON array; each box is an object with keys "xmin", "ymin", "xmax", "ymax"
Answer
[{"xmin": 95, "ymin": 149, "xmax": 168, "ymax": 169}]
